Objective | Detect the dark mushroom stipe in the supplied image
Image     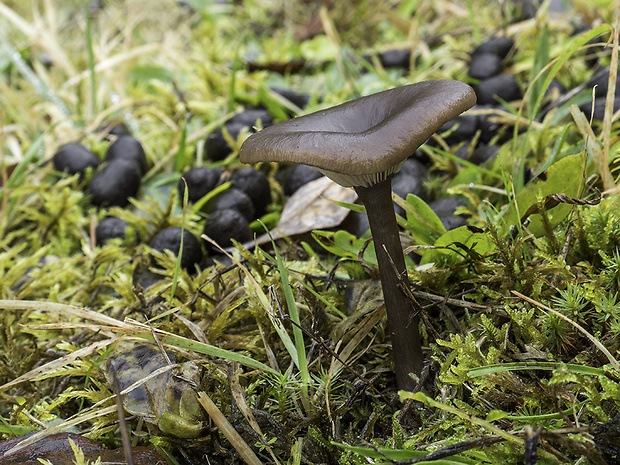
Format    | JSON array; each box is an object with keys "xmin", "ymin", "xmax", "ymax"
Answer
[
  {"xmin": 240, "ymin": 80, "xmax": 476, "ymax": 392},
  {"xmin": 355, "ymin": 177, "xmax": 423, "ymax": 387}
]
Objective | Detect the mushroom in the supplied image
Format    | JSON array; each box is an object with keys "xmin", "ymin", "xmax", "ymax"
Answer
[{"xmin": 239, "ymin": 80, "xmax": 476, "ymax": 391}]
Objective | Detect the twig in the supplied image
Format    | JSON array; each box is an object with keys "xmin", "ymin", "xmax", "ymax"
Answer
[
  {"xmin": 395, "ymin": 435, "xmax": 504, "ymax": 464},
  {"xmin": 110, "ymin": 366, "xmax": 134, "ymax": 465}
]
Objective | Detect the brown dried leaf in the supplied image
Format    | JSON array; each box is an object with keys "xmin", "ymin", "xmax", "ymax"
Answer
[
  {"xmin": 252, "ymin": 176, "xmax": 357, "ymax": 246},
  {"xmin": 520, "ymin": 191, "xmax": 601, "ymax": 225}
]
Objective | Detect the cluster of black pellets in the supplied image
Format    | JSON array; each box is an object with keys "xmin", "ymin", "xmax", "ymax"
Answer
[
  {"xmin": 180, "ymin": 165, "xmax": 271, "ymax": 256},
  {"xmin": 52, "ymin": 134, "xmax": 147, "ymax": 209},
  {"xmin": 54, "ymin": 10, "xmax": 617, "ymax": 277},
  {"xmin": 52, "ymin": 109, "xmax": 282, "ymax": 276}
]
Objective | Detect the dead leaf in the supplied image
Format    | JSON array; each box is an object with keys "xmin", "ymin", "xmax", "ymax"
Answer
[
  {"xmin": 520, "ymin": 191, "xmax": 601, "ymax": 224},
  {"xmin": 249, "ymin": 176, "xmax": 357, "ymax": 247}
]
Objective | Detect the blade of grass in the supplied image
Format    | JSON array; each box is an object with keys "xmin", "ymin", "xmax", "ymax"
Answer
[
  {"xmin": 526, "ymin": 24, "xmax": 550, "ymax": 120},
  {"xmin": 468, "ymin": 361, "xmax": 605, "ymax": 378},
  {"xmin": 400, "ymin": 391, "xmax": 525, "ymax": 447},
  {"xmin": 333, "ymin": 440, "xmax": 479, "ymax": 463},
  {"xmin": 63, "ymin": 43, "xmax": 161, "ymax": 89},
  {"xmin": 601, "ymin": 14, "xmax": 619, "ymax": 192},
  {"xmin": 464, "ymin": 0, "xmax": 482, "ymax": 44},
  {"xmin": 83, "ymin": 2, "xmax": 96, "ymax": 121},
  {"xmin": 0, "ymin": 39, "xmax": 72, "ymax": 117},
  {"xmin": 565, "ymin": 106, "xmax": 611, "ymax": 190},
  {"xmin": 143, "ymin": 330, "xmax": 280, "ymax": 378},
  {"xmin": 0, "ymin": 128, "xmax": 47, "ymax": 210},
  {"xmin": 0, "ymin": 300, "xmax": 278, "ymax": 376},
  {"xmin": 227, "ymin": 40, "xmax": 244, "ymax": 113},
  {"xmin": 28, "ymin": 321, "xmax": 279, "ymax": 376},
  {"xmin": 191, "ymin": 181, "xmax": 231, "ymax": 214},
  {"xmin": 426, "ymin": 145, "xmax": 502, "ymax": 180},
  {"xmin": 0, "ymin": 2, "xmax": 75, "ymax": 75},
  {"xmin": 525, "ymin": 24, "xmax": 612, "ymax": 127},
  {"xmin": 174, "ymin": 114, "xmax": 189, "ymax": 172},
  {"xmin": 0, "ymin": 338, "xmax": 116, "ymax": 393},
  {"xmin": 3, "ymin": 405, "xmax": 117, "ymax": 457},
  {"xmin": 200, "ymin": 235, "xmax": 299, "ymax": 369},
  {"xmin": 511, "ymin": 24, "xmax": 613, "ymax": 193},
  {"xmin": 259, "ymin": 224, "xmax": 311, "ymax": 414},
  {"xmin": 296, "ymin": 278, "xmax": 346, "ymax": 319},
  {"xmin": 197, "ymin": 392, "xmax": 265, "ymax": 465},
  {"xmin": 168, "ymin": 179, "xmax": 189, "ymax": 309}
]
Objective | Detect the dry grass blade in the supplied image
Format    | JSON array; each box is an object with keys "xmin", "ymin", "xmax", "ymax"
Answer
[
  {"xmin": 230, "ymin": 366, "xmax": 281, "ymax": 464},
  {"xmin": 0, "ymin": 299, "xmax": 134, "ymax": 328},
  {"xmin": 328, "ymin": 304, "xmax": 385, "ymax": 379},
  {"xmin": 512, "ymin": 290, "xmax": 620, "ymax": 372},
  {"xmin": 197, "ymin": 391, "xmax": 265, "ymax": 465},
  {"xmin": 63, "ymin": 44, "xmax": 162, "ymax": 88},
  {"xmin": 601, "ymin": 15, "xmax": 619, "ymax": 182},
  {"xmin": 0, "ymin": 3, "xmax": 75, "ymax": 75},
  {"xmin": 569, "ymin": 104, "xmax": 615, "ymax": 192},
  {"xmin": 0, "ymin": 338, "xmax": 114, "ymax": 393},
  {"xmin": 2, "ymin": 405, "xmax": 117, "ymax": 457}
]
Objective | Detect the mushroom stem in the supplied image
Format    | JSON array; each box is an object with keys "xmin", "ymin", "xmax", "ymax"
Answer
[{"xmin": 354, "ymin": 177, "xmax": 422, "ymax": 391}]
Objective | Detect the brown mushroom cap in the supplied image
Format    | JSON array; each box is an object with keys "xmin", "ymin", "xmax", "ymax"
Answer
[{"xmin": 239, "ymin": 80, "xmax": 476, "ymax": 187}]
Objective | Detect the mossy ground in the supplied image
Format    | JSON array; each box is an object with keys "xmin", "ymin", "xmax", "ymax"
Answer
[{"xmin": 1, "ymin": 1, "xmax": 620, "ymax": 464}]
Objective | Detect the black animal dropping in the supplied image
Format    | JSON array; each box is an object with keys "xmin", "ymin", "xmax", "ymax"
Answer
[
  {"xmin": 52, "ymin": 142, "xmax": 100, "ymax": 178},
  {"xmin": 105, "ymin": 135, "xmax": 148, "ymax": 176},
  {"xmin": 149, "ymin": 227, "xmax": 203, "ymax": 271},
  {"xmin": 89, "ymin": 159, "xmax": 142, "ymax": 207}
]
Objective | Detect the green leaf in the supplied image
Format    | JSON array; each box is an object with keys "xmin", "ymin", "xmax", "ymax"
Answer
[
  {"xmin": 528, "ymin": 24, "xmax": 612, "ymax": 125},
  {"xmin": 396, "ymin": 194, "xmax": 446, "ymax": 245},
  {"xmin": 312, "ymin": 230, "xmax": 377, "ymax": 266},
  {"xmin": 421, "ymin": 226, "xmax": 495, "ymax": 266},
  {"xmin": 509, "ymin": 152, "xmax": 586, "ymax": 236},
  {"xmin": 129, "ymin": 64, "xmax": 174, "ymax": 83},
  {"xmin": 485, "ymin": 410, "xmax": 508, "ymax": 422},
  {"xmin": 527, "ymin": 24, "xmax": 550, "ymax": 119},
  {"xmin": 468, "ymin": 361, "xmax": 605, "ymax": 378}
]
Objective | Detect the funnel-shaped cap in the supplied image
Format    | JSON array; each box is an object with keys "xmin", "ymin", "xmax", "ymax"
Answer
[{"xmin": 240, "ymin": 80, "xmax": 476, "ymax": 187}]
